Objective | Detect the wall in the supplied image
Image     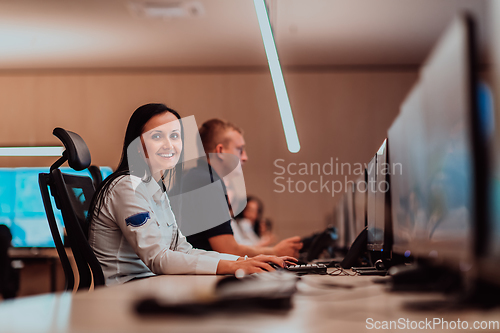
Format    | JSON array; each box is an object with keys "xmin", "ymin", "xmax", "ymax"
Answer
[{"xmin": 0, "ymin": 69, "xmax": 417, "ymax": 240}]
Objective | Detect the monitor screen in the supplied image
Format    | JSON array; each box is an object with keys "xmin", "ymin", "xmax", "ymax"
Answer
[
  {"xmin": 390, "ymin": 14, "xmax": 480, "ymax": 271},
  {"xmin": 367, "ymin": 140, "xmax": 389, "ymax": 252},
  {"xmin": 478, "ymin": 82, "xmax": 498, "ymax": 285},
  {"xmin": 353, "ymin": 171, "xmax": 367, "ymax": 239},
  {"xmin": 0, "ymin": 166, "xmax": 113, "ymax": 248},
  {"xmin": 388, "ymin": 84, "xmax": 428, "ymax": 257}
]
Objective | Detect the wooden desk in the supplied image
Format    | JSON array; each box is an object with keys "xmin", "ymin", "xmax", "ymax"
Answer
[
  {"xmin": 8, "ymin": 248, "xmax": 75, "ymax": 294},
  {"xmin": 0, "ymin": 274, "xmax": 499, "ymax": 333}
]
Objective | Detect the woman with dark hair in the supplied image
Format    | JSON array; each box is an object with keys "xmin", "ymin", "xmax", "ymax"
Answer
[
  {"xmin": 88, "ymin": 103, "xmax": 286, "ymax": 286},
  {"xmin": 234, "ymin": 196, "xmax": 276, "ymax": 247}
]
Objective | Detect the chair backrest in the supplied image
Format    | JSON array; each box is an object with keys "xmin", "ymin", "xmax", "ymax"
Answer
[
  {"xmin": 88, "ymin": 165, "xmax": 103, "ymax": 189},
  {"xmin": 38, "ymin": 128, "xmax": 104, "ymax": 291}
]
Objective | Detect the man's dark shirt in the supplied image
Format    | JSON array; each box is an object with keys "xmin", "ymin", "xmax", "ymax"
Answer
[{"xmin": 171, "ymin": 158, "xmax": 233, "ymax": 251}]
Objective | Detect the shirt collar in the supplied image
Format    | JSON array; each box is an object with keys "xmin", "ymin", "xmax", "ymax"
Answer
[
  {"xmin": 128, "ymin": 174, "xmax": 164, "ymax": 203},
  {"xmin": 143, "ymin": 178, "xmax": 164, "ymax": 202}
]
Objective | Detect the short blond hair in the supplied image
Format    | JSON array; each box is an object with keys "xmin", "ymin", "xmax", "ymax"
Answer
[{"xmin": 199, "ymin": 119, "xmax": 243, "ymax": 153}]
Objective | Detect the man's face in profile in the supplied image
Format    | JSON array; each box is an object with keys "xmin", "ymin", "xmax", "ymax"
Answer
[
  {"xmin": 222, "ymin": 129, "xmax": 248, "ymax": 166},
  {"xmin": 209, "ymin": 129, "xmax": 248, "ymax": 216}
]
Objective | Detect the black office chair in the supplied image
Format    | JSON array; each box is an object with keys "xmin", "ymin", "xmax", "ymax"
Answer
[
  {"xmin": 39, "ymin": 128, "xmax": 105, "ymax": 291},
  {"xmin": 88, "ymin": 165, "xmax": 103, "ymax": 189}
]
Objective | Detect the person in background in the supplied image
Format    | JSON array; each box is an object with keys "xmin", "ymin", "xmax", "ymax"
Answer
[
  {"xmin": 255, "ymin": 218, "xmax": 277, "ymax": 246},
  {"xmin": 88, "ymin": 104, "xmax": 290, "ymax": 286},
  {"xmin": 182, "ymin": 119, "xmax": 302, "ymax": 258},
  {"xmin": 233, "ymin": 196, "xmax": 276, "ymax": 247}
]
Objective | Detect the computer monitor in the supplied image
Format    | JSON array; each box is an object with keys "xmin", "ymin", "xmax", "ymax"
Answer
[
  {"xmin": 366, "ymin": 139, "xmax": 393, "ymax": 254},
  {"xmin": 388, "ymin": 84, "xmax": 427, "ymax": 258},
  {"xmin": 333, "ymin": 195, "xmax": 346, "ymax": 249},
  {"xmin": 372, "ymin": 140, "xmax": 388, "ymax": 251},
  {"xmin": 366, "ymin": 154, "xmax": 378, "ymax": 251},
  {"xmin": 0, "ymin": 166, "xmax": 113, "ymax": 248},
  {"xmin": 478, "ymin": 0, "xmax": 500, "ymax": 288},
  {"xmin": 342, "ymin": 183, "xmax": 355, "ymax": 246},
  {"xmin": 391, "ymin": 14, "xmax": 482, "ymax": 273},
  {"xmin": 353, "ymin": 170, "xmax": 367, "ymax": 238}
]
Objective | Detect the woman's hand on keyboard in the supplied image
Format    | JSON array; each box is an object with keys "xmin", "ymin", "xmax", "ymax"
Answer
[
  {"xmin": 279, "ymin": 256, "xmax": 298, "ymax": 267},
  {"xmin": 217, "ymin": 255, "xmax": 285, "ymax": 275}
]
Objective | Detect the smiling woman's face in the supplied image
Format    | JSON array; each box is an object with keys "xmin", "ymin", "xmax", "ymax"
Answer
[{"xmin": 141, "ymin": 112, "xmax": 182, "ymax": 177}]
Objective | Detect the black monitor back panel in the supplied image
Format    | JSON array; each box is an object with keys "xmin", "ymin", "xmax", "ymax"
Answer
[
  {"xmin": 344, "ymin": 183, "xmax": 357, "ymax": 246},
  {"xmin": 334, "ymin": 195, "xmax": 346, "ymax": 249},
  {"xmin": 353, "ymin": 171, "xmax": 367, "ymax": 238},
  {"xmin": 366, "ymin": 154, "xmax": 379, "ymax": 251}
]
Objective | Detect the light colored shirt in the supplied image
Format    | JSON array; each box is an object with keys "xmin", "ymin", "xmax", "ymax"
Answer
[
  {"xmin": 231, "ymin": 218, "xmax": 261, "ymax": 246},
  {"xmin": 88, "ymin": 175, "xmax": 238, "ymax": 286}
]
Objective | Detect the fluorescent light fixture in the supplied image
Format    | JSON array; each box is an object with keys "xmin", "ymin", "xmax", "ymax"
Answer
[
  {"xmin": 253, "ymin": 0, "xmax": 300, "ymax": 153},
  {"xmin": 0, "ymin": 146, "xmax": 64, "ymax": 157}
]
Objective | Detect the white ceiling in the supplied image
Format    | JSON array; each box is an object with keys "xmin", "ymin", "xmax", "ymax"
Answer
[{"xmin": 0, "ymin": 0, "xmax": 490, "ymax": 69}]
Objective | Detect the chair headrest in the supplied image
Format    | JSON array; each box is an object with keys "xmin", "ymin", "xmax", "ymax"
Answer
[{"xmin": 53, "ymin": 128, "xmax": 91, "ymax": 171}]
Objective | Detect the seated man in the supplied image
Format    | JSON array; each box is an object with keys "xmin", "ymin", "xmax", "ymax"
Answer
[{"xmin": 178, "ymin": 119, "xmax": 302, "ymax": 258}]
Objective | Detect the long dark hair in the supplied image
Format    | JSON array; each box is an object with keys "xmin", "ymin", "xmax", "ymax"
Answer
[
  {"xmin": 235, "ymin": 196, "xmax": 264, "ymax": 221},
  {"xmin": 234, "ymin": 195, "xmax": 264, "ymax": 236},
  {"xmin": 88, "ymin": 103, "xmax": 183, "ymax": 250}
]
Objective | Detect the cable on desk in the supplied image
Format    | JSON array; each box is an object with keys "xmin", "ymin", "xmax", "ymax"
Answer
[{"xmin": 328, "ymin": 266, "xmax": 358, "ymax": 277}]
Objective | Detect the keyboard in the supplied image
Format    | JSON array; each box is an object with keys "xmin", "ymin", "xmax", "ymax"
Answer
[
  {"xmin": 285, "ymin": 263, "xmax": 328, "ymax": 275},
  {"xmin": 136, "ymin": 271, "xmax": 299, "ymax": 314}
]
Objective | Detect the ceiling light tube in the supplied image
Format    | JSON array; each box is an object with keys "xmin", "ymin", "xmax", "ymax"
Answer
[
  {"xmin": 0, "ymin": 146, "xmax": 65, "ymax": 157},
  {"xmin": 253, "ymin": 0, "xmax": 300, "ymax": 153}
]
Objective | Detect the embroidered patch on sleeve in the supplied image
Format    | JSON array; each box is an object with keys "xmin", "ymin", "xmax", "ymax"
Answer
[{"xmin": 125, "ymin": 212, "xmax": 151, "ymax": 227}]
